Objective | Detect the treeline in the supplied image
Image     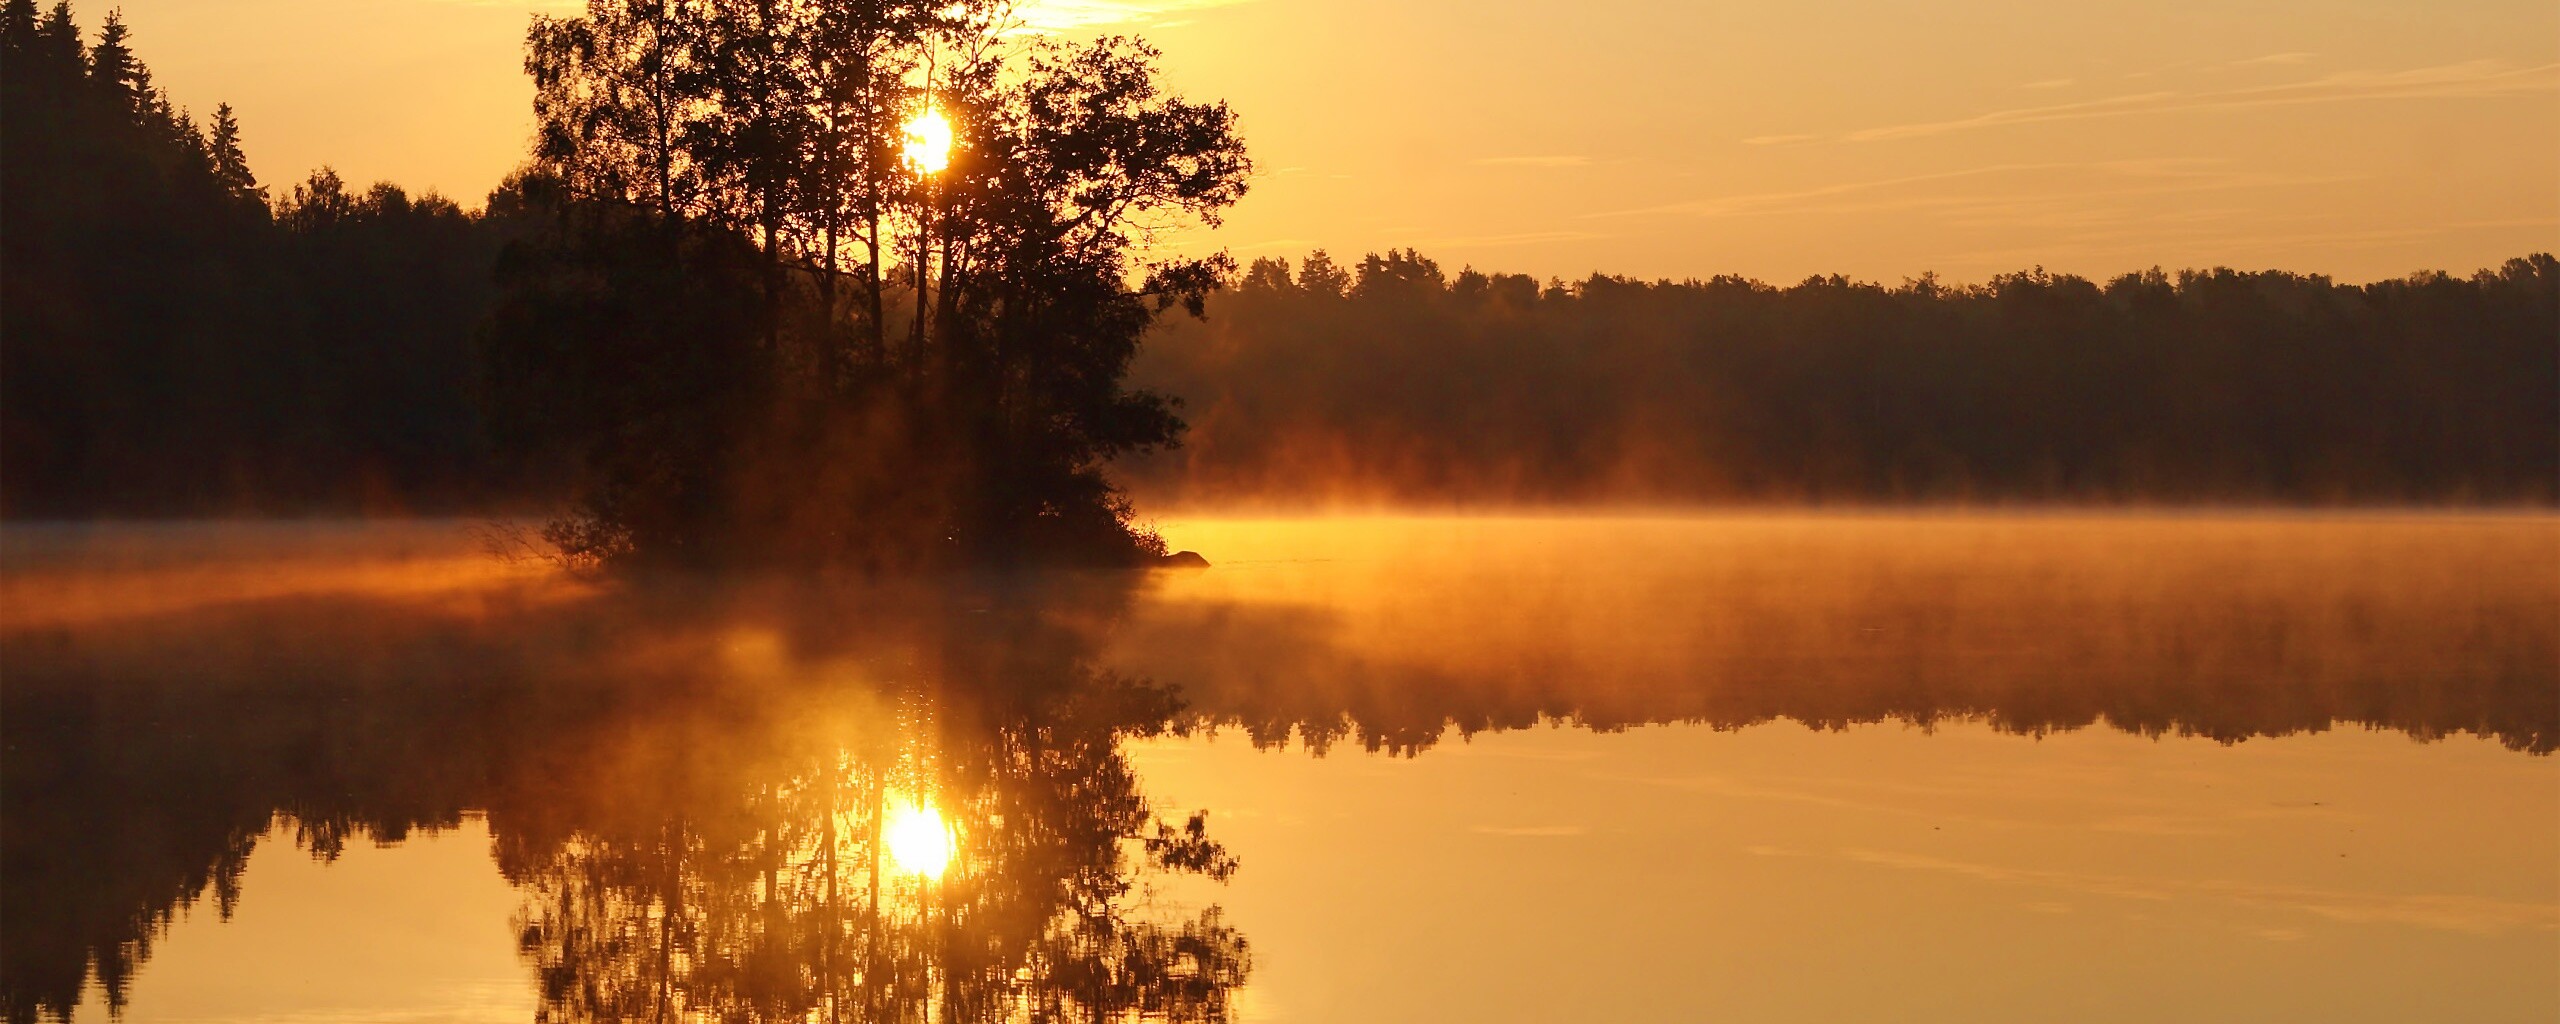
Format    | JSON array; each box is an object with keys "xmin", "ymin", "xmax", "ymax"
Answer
[
  {"xmin": 7, "ymin": 5, "xmax": 2552, "ymax": 519},
  {"xmin": 0, "ymin": 3, "xmax": 529, "ymax": 518},
  {"xmin": 1125, "ymin": 250, "xmax": 2560, "ymax": 505}
]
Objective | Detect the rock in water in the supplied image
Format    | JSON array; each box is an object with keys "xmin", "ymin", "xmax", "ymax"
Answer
[{"xmin": 1156, "ymin": 550, "xmax": 1210, "ymax": 569}]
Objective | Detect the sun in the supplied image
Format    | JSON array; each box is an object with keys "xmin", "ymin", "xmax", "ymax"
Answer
[
  {"xmin": 901, "ymin": 108, "xmax": 952, "ymax": 174},
  {"xmin": 883, "ymin": 802, "xmax": 954, "ymax": 879}
]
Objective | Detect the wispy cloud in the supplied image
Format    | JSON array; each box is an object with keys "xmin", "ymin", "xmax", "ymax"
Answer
[
  {"xmin": 1473, "ymin": 155, "xmax": 1594, "ymax": 168},
  {"xmin": 2020, "ymin": 78, "xmax": 2077, "ymax": 90},
  {"xmin": 432, "ymin": 0, "xmax": 583, "ymax": 9},
  {"xmin": 1471, "ymin": 824, "xmax": 1588, "ymax": 837},
  {"xmin": 1410, "ymin": 229, "xmax": 1608, "ymax": 249},
  {"xmin": 1580, "ymin": 161, "xmax": 2362, "ymax": 254},
  {"xmin": 1740, "ymin": 133, "xmax": 1820, "ymax": 147},
  {"xmin": 1939, "ymin": 216, "xmax": 2560, "ymax": 269},
  {"xmin": 1644, "ymin": 163, "xmax": 2093, "ymax": 218},
  {"xmin": 447, "ymin": 0, "xmax": 1250, "ymax": 28},
  {"xmin": 1835, "ymin": 59, "xmax": 2557, "ymax": 142},
  {"xmin": 1016, "ymin": 0, "xmax": 1255, "ymax": 31},
  {"xmin": 2232, "ymin": 52, "xmax": 2317, "ymax": 67}
]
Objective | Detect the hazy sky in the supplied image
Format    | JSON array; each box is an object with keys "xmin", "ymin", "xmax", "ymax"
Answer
[{"xmin": 102, "ymin": 0, "xmax": 2560, "ymax": 283}]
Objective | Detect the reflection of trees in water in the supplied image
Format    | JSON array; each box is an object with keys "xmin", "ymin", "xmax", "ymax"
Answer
[
  {"xmin": 5, "ymin": 539, "xmax": 2554, "ymax": 1020},
  {"xmin": 496, "ymin": 675, "xmax": 1247, "ymax": 1023},
  {"xmin": 1104, "ymin": 524, "xmax": 2560, "ymax": 757},
  {"xmin": 0, "ymin": 689, "xmax": 264, "ymax": 1023},
  {"xmin": 0, "ymin": 580, "xmax": 1247, "ymax": 1023}
]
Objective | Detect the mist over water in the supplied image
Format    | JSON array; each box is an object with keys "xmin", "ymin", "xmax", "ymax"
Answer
[
  {"xmin": 9, "ymin": 0, "xmax": 2555, "ymax": 1019},
  {"xmin": 4, "ymin": 512, "xmax": 2553, "ymax": 1022},
  {"xmin": 1121, "ymin": 512, "xmax": 2558, "ymax": 752}
]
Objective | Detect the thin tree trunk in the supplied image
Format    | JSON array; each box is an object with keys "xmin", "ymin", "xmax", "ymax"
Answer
[
  {"xmin": 823, "ymin": 215, "xmax": 842, "ymax": 380},
  {"xmin": 865, "ymin": 207, "xmax": 887, "ymax": 370},
  {"xmin": 865, "ymin": 775, "xmax": 885, "ymax": 1022},
  {"xmin": 911, "ymin": 186, "xmax": 931, "ymax": 378}
]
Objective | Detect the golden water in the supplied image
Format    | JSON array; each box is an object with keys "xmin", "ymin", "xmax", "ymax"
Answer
[{"xmin": 4, "ymin": 513, "xmax": 2552, "ymax": 1023}]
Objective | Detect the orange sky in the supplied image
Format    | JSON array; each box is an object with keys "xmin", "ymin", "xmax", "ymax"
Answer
[{"xmin": 100, "ymin": 0, "xmax": 2560, "ymax": 283}]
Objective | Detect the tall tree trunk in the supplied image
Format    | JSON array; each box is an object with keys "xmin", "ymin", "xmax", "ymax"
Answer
[
  {"xmin": 910, "ymin": 187, "xmax": 931, "ymax": 379},
  {"xmin": 865, "ymin": 206, "xmax": 887, "ymax": 370}
]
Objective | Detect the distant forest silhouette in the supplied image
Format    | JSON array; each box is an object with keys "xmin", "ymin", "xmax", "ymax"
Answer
[
  {"xmin": 1128, "ymin": 250, "xmax": 2557, "ymax": 505},
  {"xmin": 4, "ymin": 3, "xmax": 2554, "ymax": 539}
]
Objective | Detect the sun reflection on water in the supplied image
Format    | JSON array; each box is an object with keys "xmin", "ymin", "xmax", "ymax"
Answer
[{"xmin": 884, "ymin": 802, "xmax": 954, "ymax": 879}]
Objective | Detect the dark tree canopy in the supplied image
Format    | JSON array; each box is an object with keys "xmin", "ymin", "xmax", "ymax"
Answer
[
  {"xmin": 1125, "ymin": 249, "xmax": 2560, "ymax": 506},
  {"xmin": 491, "ymin": 0, "xmax": 1252, "ymax": 570},
  {"xmin": 2, "ymin": 4, "xmax": 2546, "ymax": 528},
  {"xmin": 0, "ymin": 3, "xmax": 528, "ymax": 517}
]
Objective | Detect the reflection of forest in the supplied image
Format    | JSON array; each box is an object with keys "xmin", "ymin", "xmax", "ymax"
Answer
[
  {"xmin": 1107, "ymin": 517, "xmax": 2559, "ymax": 756},
  {"xmin": 0, "ymin": 579, "xmax": 1246, "ymax": 1023},
  {"xmin": 3, "ymin": 524, "xmax": 2552, "ymax": 1020}
]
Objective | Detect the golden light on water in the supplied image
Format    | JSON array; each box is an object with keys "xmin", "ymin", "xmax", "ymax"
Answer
[
  {"xmin": 901, "ymin": 108, "xmax": 952, "ymax": 174},
  {"xmin": 884, "ymin": 803, "xmax": 954, "ymax": 879}
]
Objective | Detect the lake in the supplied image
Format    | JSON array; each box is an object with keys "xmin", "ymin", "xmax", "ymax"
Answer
[{"xmin": 4, "ymin": 513, "xmax": 2554, "ymax": 1023}]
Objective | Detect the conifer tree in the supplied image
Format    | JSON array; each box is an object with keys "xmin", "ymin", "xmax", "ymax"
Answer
[
  {"xmin": 206, "ymin": 102, "xmax": 261, "ymax": 200},
  {"xmin": 1, "ymin": 0, "xmax": 37, "ymax": 46},
  {"xmin": 85, "ymin": 7, "xmax": 139, "ymax": 114},
  {"xmin": 32, "ymin": 1, "xmax": 81, "ymax": 72}
]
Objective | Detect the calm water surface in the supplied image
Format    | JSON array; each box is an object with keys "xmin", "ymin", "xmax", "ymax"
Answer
[{"xmin": 3, "ymin": 514, "xmax": 2554, "ymax": 1023}]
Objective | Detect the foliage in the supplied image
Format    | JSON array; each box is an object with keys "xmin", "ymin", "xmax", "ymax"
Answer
[
  {"xmin": 6, "ymin": 4, "xmax": 2546, "ymax": 525},
  {"xmin": 0, "ymin": 3, "xmax": 529, "ymax": 516},
  {"xmin": 491, "ymin": 0, "xmax": 1250, "ymax": 569},
  {"xmin": 1128, "ymin": 249, "xmax": 2560, "ymax": 505}
]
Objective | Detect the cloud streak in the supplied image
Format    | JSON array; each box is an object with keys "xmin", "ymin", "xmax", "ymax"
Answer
[
  {"xmin": 439, "ymin": 0, "xmax": 1250, "ymax": 29},
  {"xmin": 1582, "ymin": 159, "xmax": 2344, "ymax": 223},
  {"xmin": 1471, "ymin": 824, "xmax": 1589, "ymax": 837},
  {"xmin": 1825, "ymin": 60, "xmax": 2557, "ymax": 143},
  {"xmin": 1409, "ymin": 229, "xmax": 1610, "ymax": 249},
  {"xmin": 1015, "ymin": 0, "xmax": 1255, "ymax": 31}
]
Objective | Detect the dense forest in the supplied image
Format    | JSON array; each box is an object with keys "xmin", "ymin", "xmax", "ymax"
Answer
[
  {"xmin": 4, "ymin": 4, "xmax": 2552, "ymax": 528},
  {"xmin": 0, "ymin": 2, "xmax": 532, "ymax": 518},
  {"xmin": 1128, "ymin": 250, "xmax": 2559, "ymax": 505}
]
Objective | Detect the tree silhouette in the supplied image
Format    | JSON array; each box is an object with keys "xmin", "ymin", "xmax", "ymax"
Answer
[
  {"xmin": 1124, "ymin": 250, "xmax": 2559, "ymax": 506},
  {"xmin": 204, "ymin": 102, "xmax": 260, "ymax": 200},
  {"xmin": 0, "ymin": 5, "xmax": 525, "ymax": 518},
  {"xmin": 3, "ymin": 5, "xmax": 2549, "ymax": 524},
  {"xmin": 492, "ymin": 0, "xmax": 1250, "ymax": 569}
]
